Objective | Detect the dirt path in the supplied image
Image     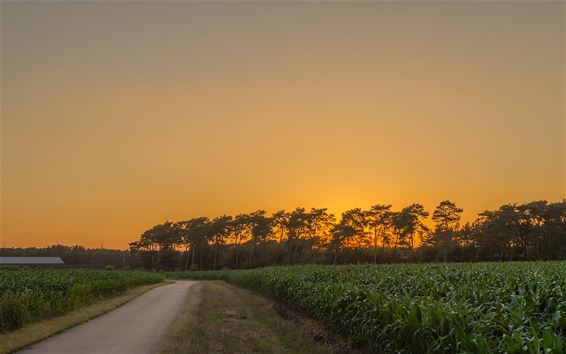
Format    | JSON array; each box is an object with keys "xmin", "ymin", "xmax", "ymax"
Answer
[{"xmin": 19, "ymin": 281, "xmax": 194, "ymax": 354}]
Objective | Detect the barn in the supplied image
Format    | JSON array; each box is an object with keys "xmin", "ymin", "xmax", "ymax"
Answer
[{"xmin": 0, "ymin": 257, "xmax": 65, "ymax": 267}]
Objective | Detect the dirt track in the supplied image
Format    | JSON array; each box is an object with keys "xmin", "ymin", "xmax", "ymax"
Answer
[{"xmin": 19, "ymin": 281, "xmax": 194, "ymax": 354}]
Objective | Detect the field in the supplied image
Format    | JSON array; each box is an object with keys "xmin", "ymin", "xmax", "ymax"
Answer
[
  {"xmin": 0, "ymin": 268, "xmax": 163, "ymax": 333},
  {"xmin": 169, "ymin": 262, "xmax": 566, "ymax": 353}
]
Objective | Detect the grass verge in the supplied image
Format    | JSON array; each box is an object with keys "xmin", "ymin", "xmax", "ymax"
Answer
[
  {"xmin": 159, "ymin": 280, "xmax": 333, "ymax": 354},
  {"xmin": 0, "ymin": 282, "xmax": 167, "ymax": 354}
]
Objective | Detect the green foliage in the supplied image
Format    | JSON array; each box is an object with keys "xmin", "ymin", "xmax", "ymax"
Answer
[
  {"xmin": 0, "ymin": 292, "xmax": 29, "ymax": 332},
  {"xmin": 169, "ymin": 262, "xmax": 566, "ymax": 353},
  {"xmin": 0, "ymin": 269, "xmax": 163, "ymax": 333}
]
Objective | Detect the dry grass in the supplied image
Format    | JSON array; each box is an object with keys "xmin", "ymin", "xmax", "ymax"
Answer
[
  {"xmin": 159, "ymin": 280, "xmax": 333, "ymax": 354},
  {"xmin": 0, "ymin": 282, "xmax": 167, "ymax": 354},
  {"xmin": 158, "ymin": 281, "xmax": 204, "ymax": 353}
]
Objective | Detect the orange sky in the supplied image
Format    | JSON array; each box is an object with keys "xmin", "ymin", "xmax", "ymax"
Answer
[{"xmin": 1, "ymin": 1, "xmax": 564, "ymax": 249}]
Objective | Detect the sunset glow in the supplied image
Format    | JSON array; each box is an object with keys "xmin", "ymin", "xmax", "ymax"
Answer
[{"xmin": 1, "ymin": 1, "xmax": 564, "ymax": 249}]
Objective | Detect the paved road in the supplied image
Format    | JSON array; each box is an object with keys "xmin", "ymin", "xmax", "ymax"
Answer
[{"xmin": 19, "ymin": 281, "xmax": 194, "ymax": 354}]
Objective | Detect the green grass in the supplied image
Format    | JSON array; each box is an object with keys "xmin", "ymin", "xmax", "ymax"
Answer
[
  {"xmin": 159, "ymin": 280, "xmax": 332, "ymax": 354},
  {"xmin": 0, "ymin": 268, "xmax": 163, "ymax": 333},
  {"xmin": 168, "ymin": 262, "xmax": 566, "ymax": 353}
]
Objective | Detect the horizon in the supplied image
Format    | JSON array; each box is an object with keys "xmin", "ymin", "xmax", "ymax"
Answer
[
  {"xmin": 2, "ymin": 198, "xmax": 564, "ymax": 250},
  {"xmin": 2, "ymin": 1, "xmax": 565, "ymax": 249}
]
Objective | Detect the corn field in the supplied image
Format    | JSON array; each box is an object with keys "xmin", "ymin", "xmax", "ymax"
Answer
[
  {"xmin": 169, "ymin": 262, "xmax": 566, "ymax": 353},
  {"xmin": 0, "ymin": 268, "xmax": 163, "ymax": 333}
]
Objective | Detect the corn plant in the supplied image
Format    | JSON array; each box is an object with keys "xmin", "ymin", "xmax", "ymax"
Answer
[{"xmin": 0, "ymin": 269, "xmax": 163, "ymax": 332}]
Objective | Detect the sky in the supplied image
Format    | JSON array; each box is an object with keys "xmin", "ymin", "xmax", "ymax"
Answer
[{"xmin": 1, "ymin": 1, "xmax": 564, "ymax": 249}]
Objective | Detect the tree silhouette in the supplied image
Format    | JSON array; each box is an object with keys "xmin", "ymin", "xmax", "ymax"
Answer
[
  {"xmin": 125, "ymin": 199, "xmax": 566, "ymax": 270},
  {"xmin": 305, "ymin": 208, "xmax": 335, "ymax": 252},
  {"xmin": 365, "ymin": 204, "xmax": 393, "ymax": 264},
  {"xmin": 331, "ymin": 222, "xmax": 356, "ymax": 264},
  {"xmin": 392, "ymin": 205, "xmax": 429, "ymax": 261},
  {"xmin": 207, "ymin": 215, "xmax": 232, "ymax": 271},
  {"xmin": 231, "ymin": 214, "xmax": 250, "ymax": 269},
  {"xmin": 177, "ymin": 217, "xmax": 209, "ymax": 271},
  {"xmin": 429, "ymin": 200, "xmax": 463, "ymax": 262},
  {"xmin": 285, "ymin": 208, "xmax": 309, "ymax": 264},
  {"xmin": 247, "ymin": 210, "xmax": 272, "ymax": 267}
]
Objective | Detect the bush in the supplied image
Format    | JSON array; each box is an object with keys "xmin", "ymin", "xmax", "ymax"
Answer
[{"xmin": 0, "ymin": 293, "xmax": 29, "ymax": 332}]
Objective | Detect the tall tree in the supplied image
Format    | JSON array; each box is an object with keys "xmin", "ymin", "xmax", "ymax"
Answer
[
  {"xmin": 207, "ymin": 215, "xmax": 233, "ymax": 271},
  {"xmin": 177, "ymin": 217, "xmax": 209, "ymax": 271},
  {"xmin": 340, "ymin": 208, "xmax": 368, "ymax": 249},
  {"xmin": 130, "ymin": 222, "xmax": 181, "ymax": 271},
  {"xmin": 247, "ymin": 210, "xmax": 272, "ymax": 267},
  {"xmin": 271, "ymin": 210, "xmax": 288, "ymax": 243},
  {"xmin": 393, "ymin": 204, "xmax": 429, "ymax": 260},
  {"xmin": 477, "ymin": 205, "xmax": 520, "ymax": 261},
  {"xmin": 516, "ymin": 201, "xmax": 546, "ymax": 260},
  {"xmin": 430, "ymin": 200, "xmax": 463, "ymax": 262},
  {"xmin": 306, "ymin": 208, "xmax": 336, "ymax": 251},
  {"xmin": 541, "ymin": 200, "xmax": 566, "ymax": 259},
  {"xmin": 285, "ymin": 208, "xmax": 309, "ymax": 264},
  {"xmin": 408, "ymin": 204, "xmax": 429, "ymax": 257},
  {"xmin": 231, "ymin": 214, "xmax": 250, "ymax": 269},
  {"xmin": 335, "ymin": 209, "xmax": 367, "ymax": 263},
  {"xmin": 330, "ymin": 222, "xmax": 356, "ymax": 264},
  {"xmin": 189, "ymin": 221, "xmax": 212, "ymax": 270},
  {"xmin": 365, "ymin": 204, "xmax": 393, "ymax": 264},
  {"xmin": 271, "ymin": 210, "xmax": 289, "ymax": 257}
]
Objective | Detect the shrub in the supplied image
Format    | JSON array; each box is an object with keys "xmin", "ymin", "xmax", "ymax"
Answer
[{"xmin": 0, "ymin": 293, "xmax": 29, "ymax": 332}]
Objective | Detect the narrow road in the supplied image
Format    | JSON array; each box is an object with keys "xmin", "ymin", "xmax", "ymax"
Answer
[{"xmin": 19, "ymin": 281, "xmax": 194, "ymax": 354}]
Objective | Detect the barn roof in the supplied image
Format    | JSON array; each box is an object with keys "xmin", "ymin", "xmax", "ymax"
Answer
[{"xmin": 0, "ymin": 257, "xmax": 65, "ymax": 265}]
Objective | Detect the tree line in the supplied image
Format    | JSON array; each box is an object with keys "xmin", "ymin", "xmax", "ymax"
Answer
[{"xmin": 129, "ymin": 200, "xmax": 566, "ymax": 270}]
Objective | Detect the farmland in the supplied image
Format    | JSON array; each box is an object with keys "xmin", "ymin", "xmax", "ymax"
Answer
[
  {"xmin": 169, "ymin": 262, "xmax": 566, "ymax": 353},
  {"xmin": 0, "ymin": 269, "xmax": 163, "ymax": 333}
]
